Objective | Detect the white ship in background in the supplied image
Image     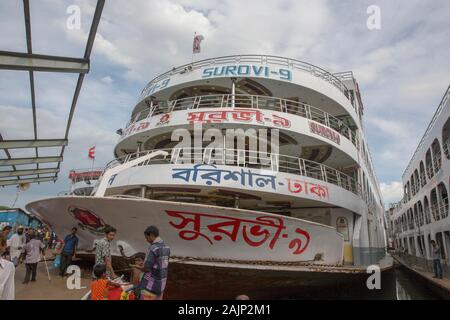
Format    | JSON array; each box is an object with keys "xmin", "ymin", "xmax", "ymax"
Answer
[
  {"xmin": 58, "ymin": 168, "xmax": 103, "ymax": 196},
  {"xmin": 387, "ymin": 85, "xmax": 450, "ymax": 278},
  {"xmin": 27, "ymin": 55, "xmax": 390, "ymax": 298}
]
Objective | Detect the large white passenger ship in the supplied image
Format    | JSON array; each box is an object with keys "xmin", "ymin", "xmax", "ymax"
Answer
[
  {"xmin": 26, "ymin": 55, "xmax": 389, "ymax": 298},
  {"xmin": 387, "ymin": 85, "xmax": 450, "ymax": 278}
]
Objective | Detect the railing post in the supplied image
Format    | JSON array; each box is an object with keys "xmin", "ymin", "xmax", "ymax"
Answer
[
  {"xmin": 203, "ymin": 148, "xmax": 213, "ymax": 164},
  {"xmin": 271, "ymin": 153, "xmax": 279, "ymax": 172},
  {"xmin": 305, "ymin": 105, "xmax": 311, "ymax": 120},
  {"xmin": 321, "ymin": 165, "xmax": 327, "ymax": 182},
  {"xmin": 281, "ymin": 98, "xmax": 286, "ymax": 113},
  {"xmin": 171, "ymin": 148, "xmax": 180, "ymax": 164},
  {"xmin": 147, "ymin": 100, "xmax": 154, "ymax": 118},
  {"xmin": 231, "ymin": 79, "xmax": 236, "ymax": 108},
  {"xmin": 324, "ymin": 113, "xmax": 330, "ymax": 127},
  {"xmin": 297, "ymin": 158, "xmax": 303, "ymax": 176}
]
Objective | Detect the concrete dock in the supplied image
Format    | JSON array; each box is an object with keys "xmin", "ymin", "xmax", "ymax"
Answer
[{"xmin": 14, "ymin": 257, "xmax": 90, "ymax": 300}]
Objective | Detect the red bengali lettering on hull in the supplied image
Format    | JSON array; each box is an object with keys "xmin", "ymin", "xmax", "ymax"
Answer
[
  {"xmin": 165, "ymin": 210, "xmax": 310, "ymax": 255},
  {"xmin": 186, "ymin": 109, "xmax": 291, "ymax": 128},
  {"xmin": 286, "ymin": 178, "xmax": 329, "ymax": 200},
  {"xmin": 308, "ymin": 121, "xmax": 340, "ymax": 145}
]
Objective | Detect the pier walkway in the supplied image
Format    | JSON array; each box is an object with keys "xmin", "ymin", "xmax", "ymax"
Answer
[
  {"xmin": 14, "ymin": 256, "xmax": 90, "ymax": 300},
  {"xmin": 392, "ymin": 254, "xmax": 450, "ymax": 299}
]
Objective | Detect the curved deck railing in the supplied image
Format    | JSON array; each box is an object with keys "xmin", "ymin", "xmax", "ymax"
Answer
[
  {"xmin": 402, "ymin": 85, "xmax": 450, "ymax": 179},
  {"xmin": 127, "ymin": 94, "xmax": 359, "ymax": 147},
  {"xmin": 139, "ymin": 55, "xmax": 350, "ymax": 102},
  {"xmin": 105, "ymin": 147, "xmax": 362, "ymax": 197}
]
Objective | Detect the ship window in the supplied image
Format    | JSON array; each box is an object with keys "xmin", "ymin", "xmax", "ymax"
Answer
[
  {"xmin": 408, "ymin": 181, "xmax": 412, "ymax": 201},
  {"xmin": 409, "ymin": 237, "xmax": 416, "ymax": 255},
  {"xmin": 417, "ymin": 236, "xmax": 424, "ymax": 257},
  {"xmin": 431, "ymin": 139, "xmax": 442, "ymax": 173},
  {"xmin": 410, "ymin": 174, "xmax": 416, "ymax": 196},
  {"xmin": 417, "ymin": 200, "xmax": 424, "ymax": 226},
  {"xmin": 425, "ymin": 149, "xmax": 434, "ymax": 179},
  {"xmin": 413, "ymin": 203, "xmax": 419, "ymax": 228},
  {"xmin": 442, "ymin": 116, "xmax": 450, "ymax": 159},
  {"xmin": 430, "ymin": 188, "xmax": 439, "ymax": 221},
  {"xmin": 414, "ymin": 169, "xmax": 420, "ymax": 193},
  {"xmin": 336, "ymin": 217, "xmax": 350, "ymax": 241},
  {"xmin": 437, "ymin": 182, "xmax": 449, "ymax": 219},
  {"xmin": 419, "ymin": 161, "xmax": 427, "ymax": 187},
  {"xmin": 409, "ymin": 209, "xmax": 413, "ymax": 230},
  {"xmin": 424, "ymin": 196, "xmax": 431, "ymax": 224},
  {"xmin": 435, "ymin": 232, "xmax": 447, "ymax": 260}
]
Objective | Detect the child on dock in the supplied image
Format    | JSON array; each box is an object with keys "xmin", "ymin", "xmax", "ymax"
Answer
[{"xmin": 90, "ymin": 264, "xmax": 121, "ymax": 300}]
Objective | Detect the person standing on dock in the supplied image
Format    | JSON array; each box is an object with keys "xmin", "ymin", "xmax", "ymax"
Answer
[
  {"xmin": 431, "ymin": 240, "xmax": 443, "ymax": 279},
  {"xmin": 94, "ymin": 226, "xmax": 117, "ymax": 279},
  {"xmin": 0, "ymin": 226, "xmax": 12, "ymax": 260},
  {"xmin": 7, "ymin": 226, "xmax": 25, "ymax": 267},
  {"xmin": 131, "ymin": 226, "xmax": 170, "ymax": 300},
  {"xmin": 21, "ymin": 231, "xmax": 45, "ymax": 284},
  {"xmin": 0, "ymin": 235, "xmax": 15, "ymax": 300},
  {"xmin": 0, "ymin": 226, "xmax": 12, "ymax": 239},
  {"xmin": 59, "ymin": 227, "xmax": 79, "ymax": 277}
]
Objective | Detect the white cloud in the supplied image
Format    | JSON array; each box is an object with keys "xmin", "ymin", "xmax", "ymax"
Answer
[
  {"xmin": 380, "ymin": 181, "xmax": 404, "ymax": 205},
  {"xmin": 101, "ymin": 76, "xmax": 113, "ymax": 84}
]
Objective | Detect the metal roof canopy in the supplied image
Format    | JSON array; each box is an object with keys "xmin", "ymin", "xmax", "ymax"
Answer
[{"xmin": 0, "ymin": 0, "xmax": 105, "ymax": 187}]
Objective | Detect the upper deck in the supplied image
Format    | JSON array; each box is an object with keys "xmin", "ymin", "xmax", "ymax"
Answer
[
  {"xmin": 110, "ymin": 55, "xmax": 384, "ymax": 220},
  {"xmin": 402, "ymin": 85, "xmax": 450, "ymax": 182},
  {"xmin": 133, "ymin": 55, "xmax": 364, "ymax": 128}
]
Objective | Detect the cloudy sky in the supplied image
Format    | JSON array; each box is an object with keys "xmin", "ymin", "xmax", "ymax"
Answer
[{"xmin": 0, "ymin": 0, "xmax": 449, "ymax": 208}]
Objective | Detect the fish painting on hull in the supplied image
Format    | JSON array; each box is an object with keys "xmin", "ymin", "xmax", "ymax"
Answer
[{"xmin": 68, "ymin": 205, "xmax": 108, "ymax": 235}]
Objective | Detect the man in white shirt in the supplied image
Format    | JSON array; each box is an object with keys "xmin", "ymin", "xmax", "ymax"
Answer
[
  {"xmin": 7, "ymin": 227, "xmax": 25, "ymax": 267},
  {"xmin": 0, "ymin": 234, "xmax": 15, "ymax": 300}
]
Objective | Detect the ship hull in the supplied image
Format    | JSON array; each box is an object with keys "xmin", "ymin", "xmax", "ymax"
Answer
[
  {"xmin": 26, "ymin": 196, "xmax": 344, "ymax": 264},
  {"xmin": 24, "ymin": 196, "xmax": 397, "ymax": 298},
  {"xmin": 73, "ymin": 254, "xmax": 395, "ymax": 299},
  {"xmin": 162, "ymin": 260, "xmax": 396, "ymax": 299}
]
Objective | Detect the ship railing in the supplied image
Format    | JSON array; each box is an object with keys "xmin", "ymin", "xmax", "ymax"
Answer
[
  {"xmin": 129, "ymin": 94, "xmax": 359, "ymax": 148},
  {"xmin": 430, "ymin": 198, "xmax": 449, "ymax": 221},
  {"xmin": 139, "ymin": 54, "xmax": 350, "ymax": 102},
  {"xmin": 105, "ymin": 147, "xmax": 362, "ymax": 197},
  {"xmin": 402, "ymin": 85, "xmax": 450, "ymax": 180},
  {"xmin": 109, "ymin": 194, "xmax": 144, "ymax": 199}
]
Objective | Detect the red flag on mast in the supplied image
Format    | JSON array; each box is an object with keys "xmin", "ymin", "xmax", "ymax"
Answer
[
  {"xmin": 192, "ymin": 34, "xmax": 204, "ymax": 54},
  {"xmin": 88, "ymin": 146, "xmax": 96, "ymax": 159}
]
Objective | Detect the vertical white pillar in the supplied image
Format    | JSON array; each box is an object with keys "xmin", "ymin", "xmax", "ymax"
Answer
[{"xmin": 231, "ymin": 78, "xmax": 236, "ymax": 109}]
